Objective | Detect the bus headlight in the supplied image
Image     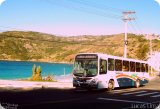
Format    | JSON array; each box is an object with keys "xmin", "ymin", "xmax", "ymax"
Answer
[
  {"xmin": 73, "ymin": 77, "xmax": 78, "ymax": 82},
  {"xmin": 73, "ymin": 77, "xmax": 79, "ymax": 87},
  {"xmin": 90, "ymin": 79, "xmax": 97, "ymax": 85}
]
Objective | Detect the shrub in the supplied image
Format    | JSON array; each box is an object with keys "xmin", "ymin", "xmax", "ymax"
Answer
[{"xmin": 30, "ymin": 64, "xmax": 42, "ymax": 81}]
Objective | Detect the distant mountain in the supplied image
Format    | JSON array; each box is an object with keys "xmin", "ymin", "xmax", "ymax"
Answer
[{"xmin": 0, "ymin": 31, "xmax": 159, "ymax": 63}]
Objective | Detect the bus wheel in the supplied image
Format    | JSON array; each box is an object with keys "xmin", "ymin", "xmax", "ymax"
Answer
[
  {"xmin": 108, "ymin": 80, "xmax": 114, "ymax": 91},
  {"xmin": 135, "ymin": 79, "xmax": 140, "ymax": 88}
]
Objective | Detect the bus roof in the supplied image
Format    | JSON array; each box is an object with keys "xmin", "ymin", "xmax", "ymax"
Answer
[{"xmin": 76, "ymin": 53, "xmax": 147, "ymax": 63}]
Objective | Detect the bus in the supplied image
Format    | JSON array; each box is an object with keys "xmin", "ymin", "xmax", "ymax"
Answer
[{"xmin": 72, "ymin": 53, "xmax": 149, "ymax": 90}]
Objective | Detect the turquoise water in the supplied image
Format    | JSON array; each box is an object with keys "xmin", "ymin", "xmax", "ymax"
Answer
[{"xmin": 0, "ymin": 60, "xmax": 73, "ymax": 80}]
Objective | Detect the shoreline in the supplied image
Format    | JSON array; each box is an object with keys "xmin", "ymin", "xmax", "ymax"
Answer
[
  {"xmin": 0, "ymin": 59, "xmax": 73, "ymax": 65},
  {"xmin": 0, "ymin": 73, "xmax": 73, "ymax": 81}
]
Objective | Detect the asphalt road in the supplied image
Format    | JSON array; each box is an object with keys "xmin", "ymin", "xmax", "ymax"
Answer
[{"xmin": 0, "ymin": 77, "xmax": 160, "ymax": 109}]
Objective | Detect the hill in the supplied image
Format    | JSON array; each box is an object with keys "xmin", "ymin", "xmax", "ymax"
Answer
[{"xmin": 0, "ymin": 31, "xmax": 160, "ymax": 63}]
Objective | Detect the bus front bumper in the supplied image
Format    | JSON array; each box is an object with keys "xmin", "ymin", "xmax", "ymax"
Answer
[{"xmin": 73, "ymin": 80, "xmax": 97, "ymax": 88}]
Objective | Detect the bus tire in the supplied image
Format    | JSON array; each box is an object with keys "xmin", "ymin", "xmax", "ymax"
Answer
[
  {"xmin": 108, "ymin": 80, "xmax": 114, "ymax": 91},
  {"xmin": 135, "ymin": 79, "xmax": 140, "ymax": 88}
]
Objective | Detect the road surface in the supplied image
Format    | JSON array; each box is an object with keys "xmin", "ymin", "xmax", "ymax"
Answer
[{"xmin": 0, "ymin": 76, "xmax": 160, "ymax": 109}]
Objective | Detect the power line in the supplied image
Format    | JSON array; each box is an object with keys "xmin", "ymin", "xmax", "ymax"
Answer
[
  {"xmin": 68, "ymin": 0, "xmax": 123, "ymax": 16},
  {"xmin": 69, "ymin": 0, "xmax": 125, "ymax": 12},
  {"xmin": 127, "ymin": 14, "xmax": 144, "ymax": 35},
  {"xmin": 134, "ymin": 15, "xmax": 144, "ymax": 34},
  {"xmin": 128, "ymin": 21, "xmax": 139, "ymax": 34},
  {"xmin": 124, "ymin": 13, "xmax": 144, "ymax": 35},
  {"xmin": 45, "ymin": 0, "xmax": 122, "ymax": 19},
  {"xmin": 127, "ymin": 23, "xmax": 134, "ymax": 34},
  {"xmin": 128, "ymin": 20, "xmax": 143, "ymax": 35},
  {"xmin": 40, "ymin": 1, "xmax": 145, "ymax": 32}
]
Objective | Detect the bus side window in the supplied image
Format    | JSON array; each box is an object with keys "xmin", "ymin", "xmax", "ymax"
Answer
[
  {"xmin": 100, "ymin": 59, "xmax": 107, "ymax": 74},
  {"xmin": 108, "ymin": 58, "xmax": 115, "ymax": 71},
  {"xmin": 146, "ymin": 64, "xmax": 148, "ymax": 73},
  {"xmin": 136, "ymin": 62, "xmax": 141, "ymax": 72},
  {"xmin": 141, "ymin": 63, "xmax": 146, "ymax": 72},
  {"xmin": 123, "ymin": 60, "xmax": 129, "ymax": 71},
  {"xmin": 130, "ymin": 61, "xmax": 135, "ymax": 72},
  {"xmin": 115, "ymin": 59, "xmax": 122, "ymax": 71}
]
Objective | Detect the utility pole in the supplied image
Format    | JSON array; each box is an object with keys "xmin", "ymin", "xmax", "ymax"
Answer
[{"xmin": 122, "ymin": 11, "xmax": 135, "ymax": 58}]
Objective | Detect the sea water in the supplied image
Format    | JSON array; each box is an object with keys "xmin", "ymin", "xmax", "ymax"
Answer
[{"xmin": 0, "ymin": 60, "xmax": 73, "ymax": 80}]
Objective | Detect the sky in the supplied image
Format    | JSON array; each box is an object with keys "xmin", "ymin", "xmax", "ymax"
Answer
[{"xmin": 0, "ymin": 0, "xmax": 160, "ymax": 36}]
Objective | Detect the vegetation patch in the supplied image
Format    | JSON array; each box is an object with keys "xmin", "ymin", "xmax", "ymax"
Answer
[{"xmin": 0, "ymin": 31, "xmax": 160, "ymax": 62}]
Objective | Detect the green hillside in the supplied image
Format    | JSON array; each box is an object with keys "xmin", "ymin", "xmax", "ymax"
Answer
[{"xmin": 0, "ymin": 31, "xmax": 159, "ymax": 63}]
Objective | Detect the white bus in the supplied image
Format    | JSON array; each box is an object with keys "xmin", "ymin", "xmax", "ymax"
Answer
[{"xmin": 73, "ymin": 53, "xmax": 149, "ymax": 90}]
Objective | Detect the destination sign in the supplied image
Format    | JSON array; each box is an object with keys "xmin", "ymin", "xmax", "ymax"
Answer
[{"xmin": 76, "ymin": 54, "xmax": 98, "ymax": 59}]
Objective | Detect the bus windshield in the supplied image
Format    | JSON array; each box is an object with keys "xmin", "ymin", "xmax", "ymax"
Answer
[{"xmin": 73, "ymin": 59, "xmax": 98, "ymax": 77}]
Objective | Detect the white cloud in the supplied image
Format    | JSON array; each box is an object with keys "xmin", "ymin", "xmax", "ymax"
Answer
[
  {"xmin": 155, "ymin": 0, "xmax": 160, "ymax": 5},
  {"xmin": 0, "ymin": 0, "xmax": 5, "ymax": 6}
]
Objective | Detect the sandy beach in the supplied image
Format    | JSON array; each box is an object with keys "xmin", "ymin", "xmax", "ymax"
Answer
[
  {"xmin": 0, "ymin": 80, "xmax": 73, "ymax": 91},
  {"xmin": 0, "ymin": 75, "xmax": 74, "ymax": 91},
  {"xmin": 0, "ymin": 80, "xmax": 73, "ymax": 90}
]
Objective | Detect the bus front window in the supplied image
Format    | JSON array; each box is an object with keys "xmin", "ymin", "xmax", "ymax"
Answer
[{"xmin": 73, "ymin": 60, "xmax": 98, "ymax": 77}]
